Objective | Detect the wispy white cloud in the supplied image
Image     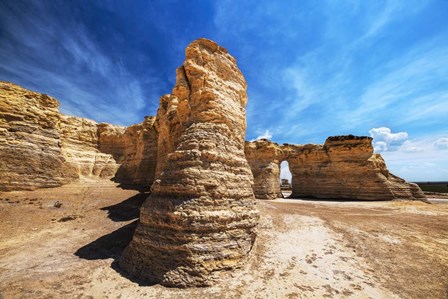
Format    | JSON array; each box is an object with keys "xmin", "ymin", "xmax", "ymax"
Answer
[
  {"xmin": 346, "ymin": 44, "xmax": 448, "ymax": 126},
  {"xmin": 0, "ymin": 2, "xmax": 163, "ymax": 125},
  {"xmin": 380, "ymin": 135, "xmax": 448, "ymax": 181},
  {"xmin": 434, "ymin": 137, "xmax": 448, "ymax": 150},
  {"xmin": 266, "ymin": 0, "xmax": 445, "ymax": 139},
  {"xmin": 368, "ymin": 126, "xmax": 447, "ymax": 181}
]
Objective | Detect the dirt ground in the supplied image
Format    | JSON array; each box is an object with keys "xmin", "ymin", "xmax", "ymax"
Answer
[{"xmin": 0, "ymin": 181, "xmax": 447, "ymax": 299}]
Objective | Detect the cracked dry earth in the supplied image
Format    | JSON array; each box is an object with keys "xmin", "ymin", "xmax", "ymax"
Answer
[{"xmin": 0, "ymin": 181, "xmax": 447, "ymax": 299}]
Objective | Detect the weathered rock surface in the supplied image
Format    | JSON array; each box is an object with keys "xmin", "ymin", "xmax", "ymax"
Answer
[
  {"xmin": 245, "ymin": 139, "xmax": 286, "ymax": 199},
  {"xmin": 0, "ymin": 81, "xmax": 158, "ymax": 191},
  {"xmin": 98, "ymin": 116, "xmax": 158, "ymax": 188},
  {"xmin": 60, "ymin": 115, "xmax": 120, "ymax": 179},
  {"xmin": 288, "ymin": 136, "xmax": 426, "ymax": 200},
  {"xmin": 1, "ymin": 48, "xmax": 426, "ymax": 204},
  {"xmin": 245, "ymin": 136, "xmax": 425, "ymax": 201},
  {"xmin": 120, "ymin": 38, "xmax": 259, "ymax": 287},
  {"xmin": 0, "ymin": 82, "xmax": 75, "ymax": 191}
]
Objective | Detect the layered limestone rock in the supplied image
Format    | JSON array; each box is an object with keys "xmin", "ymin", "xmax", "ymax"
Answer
[
  {"xmin": 245, "ymin": 139, "xmax": 286, "ymax": 199},
  {"xmin": 244, "ymin": 136, "xmax": 425, "ymax": 201},
  {"xmin": 288, "ymin": 135, "xmax": 426, "ymax": 200},
  {"xmin": 0, "ymin": 81, "xmax": 158, "ymax": 191},
  {"xmin": 153, "ymin": 66, "xmax": 193, "ymax": 179},
  {"xmin": 120, "ymin": 38, "xmax": 259, "ymax": 287},
  {"xmin": 99, "ymin": 116, "xmax": 158, "ymax": 188},
  {"xmin": 153, "ymin": 95, "xmax": 182, "ymax": 179},
  {"xmin": 60, "ymin": 115, "xmax": 120, "ymax": 179},
  {"xmin": 0, "ymin": 82, "xmax": 75, "ymax": 191}
]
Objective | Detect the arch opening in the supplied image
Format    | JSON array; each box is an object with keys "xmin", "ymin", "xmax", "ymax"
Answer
[{"xmin": 279, "ymin": 160, "xmax": 292, "ymax": 198}]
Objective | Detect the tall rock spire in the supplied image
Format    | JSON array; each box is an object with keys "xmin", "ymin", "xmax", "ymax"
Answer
[{"xmin": 119, "ymin": 38, "xmax": 259, "ymax": 287}]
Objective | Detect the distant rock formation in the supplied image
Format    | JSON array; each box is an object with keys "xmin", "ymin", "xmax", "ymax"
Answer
[
  {"xmin": 119, "ymin": 38, "xmax": 259, "ymax": 287},
  {"xmin": 0, "ymin": 81, "xmax": 158, "ymax": 191},
  {"xmin": 98, "ymin": 116, "xmax": 158, "ymax": 188},
  {"xmin": 245, "ymin": 136, "xmax": 425, "ymax": 201},
  {"xmin": 60, "ymin": 115, "xmax": 120, "ymax": 179},
  {"xmin": 288, "ymin": 135, "xmax": 426, "ymax": 200}
]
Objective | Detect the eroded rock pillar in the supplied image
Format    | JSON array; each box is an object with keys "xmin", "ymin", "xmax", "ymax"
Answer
[{"xmin": 120, "ymin": 38, "xmax": 259, "ymax": 287}]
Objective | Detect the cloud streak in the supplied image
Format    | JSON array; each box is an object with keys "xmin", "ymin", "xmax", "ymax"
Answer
[
  {"xmin": 0, "ymin": 0, "xmax": 446, "ymax": 180},
  {"xmin": 253, "ymin": 130, "xmax": 273, "ymax": 141},
  {"xmin": 0, "ymin": 1, "xmax": 163, "ymax": 125},
  {"xmin": 380, "ymin": 134, "xmax": 448, "ymax": 181}
]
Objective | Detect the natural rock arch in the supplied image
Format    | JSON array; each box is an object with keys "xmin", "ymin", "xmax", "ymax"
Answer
[{"xmin": 245, "ymin": 136, "xmax": 425, "ymax": 201}]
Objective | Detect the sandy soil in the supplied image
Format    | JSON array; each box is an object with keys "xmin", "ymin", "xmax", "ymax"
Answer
[{"xmin": 0, "ymin": 181, "xmax": 447, "ymax": 299}]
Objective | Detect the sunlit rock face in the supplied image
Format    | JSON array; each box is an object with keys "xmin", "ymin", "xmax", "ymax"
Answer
[
  {"xmin": 245, "ymin": 139, "xmax": 286, "ymax": 199},
  {"xmin": 98, "ymin": 116, "xmax": 158, "ymax": 189},
  {"xmin": 287, "ymin": 136, "xmax": 426, "ymax": 200},
  {"xmin": 59, "ymin": 115, "xmax": 120, "ymax": 179},
  {"xmin": 244, "ymin": 136, "xmax": 425, "ymax": 201},
  {"xmin": 0, "ymin": 81, "xmax": 159, "ymax": 191},
  {"xmin": 120, "ymin": 38, "xmax": 259, "ymax": 287},
  {"xmin": 0, "ymin": 82, "xmax": 76, "ymax": 191}
]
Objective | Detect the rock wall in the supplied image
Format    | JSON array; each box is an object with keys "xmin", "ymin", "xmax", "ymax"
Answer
[
  {"xmin": 288, "ymin": 136, "xmax": 426, "ymax": 200},
  {"xmin": 245, "ymin": 136, "xmax": 425, "ymax": 201},
  {"xmin": 0, "ymin": 82, "xmax": 76, "ymax": 191},
  {"xmin": 0, "ymin": 81, "xmax": 158, "ymax": 191},
  {"xmin": 153, "ymin": 94, "xmax": 182, "ymax": 179},
  {"xmin": 60, "ymin": 115, "xmax": 120, "ymax": 179},
  {"xmin": 0, "ymin": 56, "xmax": 426, "ymax": 203},
  {"xmin": 120, "ymin": 38, "xmax": 259, "ymax": 287},
  {"xmin": 99, "ymin": 116, "xmax": 158, "ymax": 188}
]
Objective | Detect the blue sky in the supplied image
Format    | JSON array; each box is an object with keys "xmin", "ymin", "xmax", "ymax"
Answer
[{"xmin": 0, "ymin": 0, "xmax": 447, "ymax": 181}]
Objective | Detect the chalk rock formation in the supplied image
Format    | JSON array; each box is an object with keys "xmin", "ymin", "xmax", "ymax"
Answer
[
  {"xmin": 0, "ymin": 82, "xmax": 75, "ymax": 191},
  {"xmin": 98, "ymin": 116, "xmax": 158, "ymax": 188},
  {"xmin": 245, "ymin": 139, "xmax": 286, "ymax": 199},
  {"xmin": 244, "ymin": 136, "xmax": 425, "ymax": 201},
  {"xmin": 0, "ymin": 81, "xmax": 159, "ymax": 191},
  {"xmin": 153, "ymin": 95, "xmax": 182, "ymax": 178},
  {"xmin": 288, "ymin": 135, "xmax": 426, "ymax": 200},
  {"xmin": 60, "ymin": 115, "xmax": 120, "ymax": 179},
  {"xmin": 120, "ymin": 38, "xmax": 259, "ymax": 287}
]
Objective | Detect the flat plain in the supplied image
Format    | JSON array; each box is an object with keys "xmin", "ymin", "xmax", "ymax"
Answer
[{"xmin": 0, "ymin": 181, "xmax": 447, "ymax": 299}]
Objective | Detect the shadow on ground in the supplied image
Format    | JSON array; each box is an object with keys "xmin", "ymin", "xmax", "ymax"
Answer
[
  {"xmin": 74, "ymin": 191, "xmax": 196, "ymax": 286},
  {"xmin": 75, "ymin": 220, "xmax": 138, "ymax": 260},
  {"xmin": 75, "ymin": 192, "xmax": 149, "ymax": 260},
  {"xmin": 100, "ymin": 192, "xmax": 149, "ymax": 222},
  {"xmin": 75, "ymin": 193, "xmax": 149, "ymax": 260},
  {"xmin": 75, "ymin": 192, "xmax": 153, "ymax": 284}
]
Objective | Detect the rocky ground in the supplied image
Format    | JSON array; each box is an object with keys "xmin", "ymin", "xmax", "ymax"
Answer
[{"xmin": 0, "ymin": 181, "xmax": 447, "ymax": 299}]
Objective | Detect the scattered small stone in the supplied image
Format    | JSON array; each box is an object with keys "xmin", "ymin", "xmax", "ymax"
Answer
[
  {"xmin": 58, "ymin": 215, "xmax": 80, "ymax": 222},
  {"xmin": 53, "ymin": 201, "xmax": 62, "ymax": 208}
]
